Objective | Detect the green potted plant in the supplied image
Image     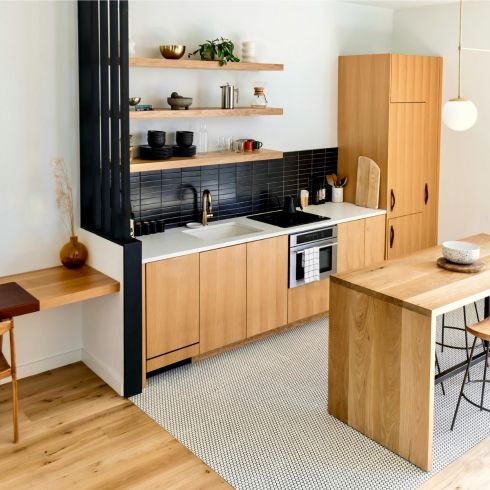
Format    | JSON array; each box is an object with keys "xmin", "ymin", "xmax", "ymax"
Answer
[{"xmin": 189, "ymin": 37, "xmax": 240, "ymax": 66}]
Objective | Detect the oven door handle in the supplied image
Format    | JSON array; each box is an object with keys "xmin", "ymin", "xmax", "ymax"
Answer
[{"xmin": 290, "ymin": 240, "xmax": 337, "ymax": 253}]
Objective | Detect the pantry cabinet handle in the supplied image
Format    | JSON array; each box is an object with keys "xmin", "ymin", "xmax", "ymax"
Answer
[
  {"xmin": 390, "ymin": 226, "xmax": 395, "ymax": 248},
  {"xmin": 424, "ymin": 183, "xmax": 429, "ymax": 205},
  {"xmin": 390, "ymin": 189, "xmax": 396, "ymax": 211}
]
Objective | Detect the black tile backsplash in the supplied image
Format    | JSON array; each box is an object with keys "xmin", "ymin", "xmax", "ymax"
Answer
[{"xmin": 130, "ymin": 148, "xmax": 338, "ymax": 229}]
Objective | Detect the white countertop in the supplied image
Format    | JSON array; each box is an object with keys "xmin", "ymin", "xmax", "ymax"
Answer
[{"xmin": 139, "ymin": 202, "xmax": 386, "ymax": 263}]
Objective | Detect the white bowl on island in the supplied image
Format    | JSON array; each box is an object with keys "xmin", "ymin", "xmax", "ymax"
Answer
[{"xmin": 442, "ymin": 241, "xmax": 480, "ymax": 265}]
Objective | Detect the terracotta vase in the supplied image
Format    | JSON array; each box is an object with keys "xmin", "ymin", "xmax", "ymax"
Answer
[{"xmin": 60, "ymin": 236, "xmax": 88, "ymax": 269}]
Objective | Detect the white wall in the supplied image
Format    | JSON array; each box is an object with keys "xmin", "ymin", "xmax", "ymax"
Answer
[
  {"xmin": 0, "ymin": 1, "xmax": 83, "ymax": 378},
  {"xmin": 392, "ymin": 1, "xmax": 490, "ymax": 242},
  {"xmin": 0, "ymin": 0, "xmax": 393, "ymax": 383},
  {"xmin": 129, "ymin": 1, "xmax": 393, "ymax": 151}
]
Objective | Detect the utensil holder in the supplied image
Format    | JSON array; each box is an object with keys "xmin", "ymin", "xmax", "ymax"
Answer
[{"xmin": 332, "ymin": 187, "xmax": 343, "ymax": 203}]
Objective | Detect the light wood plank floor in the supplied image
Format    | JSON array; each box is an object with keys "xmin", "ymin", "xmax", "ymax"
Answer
[
  {"xmin": 0, "ymin": 362, "xmax": 488, "ymax": 489},
  {"xmin": 0, "ymin": 362, "xmax": 229, "ymax": 489}
]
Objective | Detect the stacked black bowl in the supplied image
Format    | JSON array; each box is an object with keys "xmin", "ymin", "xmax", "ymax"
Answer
[
  {"xmin": 139, "ymin": 130, "xmax": 173, "ymax": 160},
  {"xmin": 172, "ymin": 131, "xmax": 197, "ymax": 157}
]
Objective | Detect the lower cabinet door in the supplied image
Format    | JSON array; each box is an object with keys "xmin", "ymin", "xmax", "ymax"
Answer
[
  {"xmin": 364, "ymin": 215, "xmax": 386, "ymax": 265},
  {"xmin": 247, "ymin": 236, "xmax": 288, "ymax": 337},
  {"xmin": 200, "ymin": 244, "xmax": 247, "ymax": 354},
  {"xmin": 387, "ymin": 212, "xmax": 423, "ymax": 259},
  {"xmin": 146, "ymin": 254, "xmax": 200, "ymax": 359},
  {"xmin": 288, "ymin": 278, "xmax": 330, "ymax": 324},
  {"xmin": 337, "ymin": 219, "xmax": 366, "ymax": 273}
]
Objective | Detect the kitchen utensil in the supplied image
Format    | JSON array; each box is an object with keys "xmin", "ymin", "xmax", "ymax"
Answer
[
  {"xmin": 355, "ymin": 156, "xmax": 380, "ymax": 209},
  {"xmin": 442, "ymin": 241, "xmax": 480, "ymax": 264},
  {"xmin": 300, "ymin": 189, "xmax": 309, "ymax": 208},
  {"xmin": 159, "ymin": 45, "xmax": 186, "ymax": 59},
  {"xmin": 220, "ymin": 83, "xmax": 239, "ymax": 109},
  {"xmin": 283, "ymin": 195, "xmax": 301, "ymax": 214},
  {"xmin": 176, "ymin": 131, "xmax": 193, "ymax": 147},
  {"xmin": 252, "ymin": 140, "xmax": 263, "ymax": 150},
  {"xmin": 436, "ymin": 257, "xmax": 484, "ymax": 273},
  {"xmin": 167, "ymin": 92, "xmax": 193, "ymax": 110},
  {"xmin": 326, "ymin": 174, "xmax": 335, "ymax": 187},
  {"xmin": 129, "ymin": 97, "xmax": 141, "ymax": 106},
  {"xmin": 147, "ymin": 130, "xmax": 166, "ymax": 148},
  {"xmin": 251, "ymin": 87, "xmax": 268, "ymax": 108}
]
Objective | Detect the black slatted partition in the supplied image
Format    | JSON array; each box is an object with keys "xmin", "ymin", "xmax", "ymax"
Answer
[{"xmin": 78, "ymin": 0, "xmax": 142, "ymax": 397}]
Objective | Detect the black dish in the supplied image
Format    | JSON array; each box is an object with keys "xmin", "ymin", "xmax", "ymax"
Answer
[
  {"xmin": 176, "ymin": 131, "xmax": 193, "ymax": 147},
  {"xmin": 139, "ymin": 145, "xmax": 173, "ymax": 160},
  {"xmin": 172, "ymin": 145, "xmax": 197, "ymax": 157},
  {"xmin": 147, "ymin": 130, "xmax": 166, "ymax": 148}
]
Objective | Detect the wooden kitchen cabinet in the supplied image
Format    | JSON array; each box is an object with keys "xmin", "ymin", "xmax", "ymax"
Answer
[
  {"xmin": 247, "ymin": 236, "xmax": 288, "ymax": 337},
  {"xmin": 337, "ymin": 219, "xmax": 365, "ymax": 274},
  {"xmin": 338, "ymin": 54, "xmax": 442, "ymax": 259},
  {"xmin": 364, "ymin": 215, "xmax": 386, "ymax": 266},
  {"xmin": 388, "ymin": 102, "xmax": 426, "ymax": 218},
  {"xmin": 337, "ymin": 216, "xmax": 386, "ymax": 274},
  {"xmin": 200, "ymin": 244, "xmax": 247, "ymax": 354},
  {"xmin": 145, "ymin": 254, "xmax": 200, "ymax": 361},
  {"xmin": 288, "ymin": 278, "xmax": 330, "ymax": 324},
  {"xmin": 387, "ymin": 213, "xmax": 423, "ymax": 260},
  {"xmin": 390, "ymin": 54, "xmax": 433, "ymax": 102}
]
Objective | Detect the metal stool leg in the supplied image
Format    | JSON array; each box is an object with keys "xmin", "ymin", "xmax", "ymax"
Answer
[
  {"xmin": 480, "ymin": 341, "xmax": 489, "ymax": 411},
  {"xmin": 441, "ymin": 313, "xmax": 446, "ymax": 353},
  {"xmin": 451, "ymin": 337, "xmax": 477, "ymax": 431},
  {"xmin": 435, "ymin": 353, "xmax": 445, "ymax": 396}
]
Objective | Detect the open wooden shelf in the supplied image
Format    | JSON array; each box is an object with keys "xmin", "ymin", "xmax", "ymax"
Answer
[
  {"xmin": 130, "ymin": 107, "xmax": 283, "ymax": 120},
  {"xmin": 130, "ymin": 149, "xmax": 283, "ymax": 173},
  {"xmin": 129, "ymin": 57, "xmax": 284, "ymax": 71},
  {"xmin": 0, "ymin": 265, "xmax": 120, "ymax": 311}
]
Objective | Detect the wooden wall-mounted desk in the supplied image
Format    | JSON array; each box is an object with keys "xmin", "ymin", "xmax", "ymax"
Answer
[{"xmin": 0, "ymin": 265, "xmax": 120, "ymax": 311}]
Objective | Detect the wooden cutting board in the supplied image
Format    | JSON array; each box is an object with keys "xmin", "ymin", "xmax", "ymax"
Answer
[{"xmin": 355, "ymin": 156, "xmax": 380, "ymax": 209}]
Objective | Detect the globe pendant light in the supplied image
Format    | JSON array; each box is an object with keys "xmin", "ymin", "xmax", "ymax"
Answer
[{"xmin": 442, "ymin": 0, "xmax": 478, "ymax": 131}]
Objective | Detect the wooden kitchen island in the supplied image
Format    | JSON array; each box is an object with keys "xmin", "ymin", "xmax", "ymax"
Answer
[{"xmin": 328, "ymin": 234, "xmax": 490, "ymax": 471}]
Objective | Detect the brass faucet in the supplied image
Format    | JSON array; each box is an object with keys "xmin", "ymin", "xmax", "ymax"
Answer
[{"xmin": 201, "ymin": 189, "xmax": 213, "ymax": 226}]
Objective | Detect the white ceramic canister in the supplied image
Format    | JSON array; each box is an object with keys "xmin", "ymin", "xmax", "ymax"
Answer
[{"xmin": 332, "ymin": 187, "xmax": 343, "ymax": 203}]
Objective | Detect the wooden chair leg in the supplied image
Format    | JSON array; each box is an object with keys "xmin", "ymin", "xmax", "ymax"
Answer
[{"xmin": 9, "ymin": 321, "xmax": 19, "ymax": 443}]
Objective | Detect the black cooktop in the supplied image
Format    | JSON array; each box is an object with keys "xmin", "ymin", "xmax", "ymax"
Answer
[{"xmin": 247, "ymin": 210, "xmax": 330, "ymax": 228}]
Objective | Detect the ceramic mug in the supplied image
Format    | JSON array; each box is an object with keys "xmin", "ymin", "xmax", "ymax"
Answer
[
  {"xmin": 244, "ymin": 139, "xmax": 254, "ymax": 152},
  {"xmin": 252, "ymin": 140, "xmax": 263, "ymax": 150}
]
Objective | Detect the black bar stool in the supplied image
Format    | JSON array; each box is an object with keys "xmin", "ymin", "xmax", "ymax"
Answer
[
  {"xmin": 451, "ymin": 317, "xmax": 490, "ymax": 430},
  {"xmin": 439, "ymin": 302, "xmax": 480, "ymax": 353}
]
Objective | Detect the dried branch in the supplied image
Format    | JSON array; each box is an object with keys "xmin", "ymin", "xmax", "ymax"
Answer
[{"xmin": 52, "ymin": 158, "xmax": 75, "ymax": 237}]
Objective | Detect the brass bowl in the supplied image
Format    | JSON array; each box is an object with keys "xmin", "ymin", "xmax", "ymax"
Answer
[
  {"xmin": 159, "ymin": 45, "xmax": 186, "ymax": 60},
  {"xmin": 129, "ymin": 97, "xmax": 141, "ymax": 106}
]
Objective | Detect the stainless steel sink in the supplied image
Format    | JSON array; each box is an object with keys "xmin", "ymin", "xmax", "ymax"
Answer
[{"xmin": 183, "ymin": 222, "xmax": 262, "ymax": 241}]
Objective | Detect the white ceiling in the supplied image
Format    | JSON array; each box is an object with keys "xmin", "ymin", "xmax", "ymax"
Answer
[{"xmin": 344, "ymin": 0, "xmax": 459, "ymax": 10}]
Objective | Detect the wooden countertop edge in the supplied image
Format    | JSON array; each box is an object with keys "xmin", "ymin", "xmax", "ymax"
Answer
[
  {"xmin": 330, "ymin": 275, "xmax": 433, "ymax": 317},
  {"xmin": 0, "ymin": 265, "xmax": 120, "ymax": 313},
  {"xmin": 39, "ymin": 282, "xmax": 120, "ymax": 310}
]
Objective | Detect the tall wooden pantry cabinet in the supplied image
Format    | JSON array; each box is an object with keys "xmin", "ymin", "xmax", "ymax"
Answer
[{"xmin": 337, "ymin": 54, "xmax": 442, "ymax": 259}]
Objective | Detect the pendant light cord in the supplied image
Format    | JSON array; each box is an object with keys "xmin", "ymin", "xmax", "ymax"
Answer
[{"xmin": 458, "ymin": 0, "xmax": 463, "ymax": 99}]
